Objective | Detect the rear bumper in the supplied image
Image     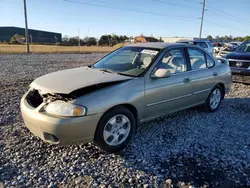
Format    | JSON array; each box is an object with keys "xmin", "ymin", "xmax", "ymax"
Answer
[{"xmin": 20, "ymin": 94, "xmax": 103, "ymax": 145}]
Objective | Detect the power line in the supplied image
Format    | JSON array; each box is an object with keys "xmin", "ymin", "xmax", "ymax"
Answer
[
  {"xmin": 206, "ymin": 9, "xmax": 250, "ymax": 26},
  {"xmin": 94, "ymin": 0, "xmax": 113, "ymax": 5},
  {"xmin": 63, "ymin": 0, "xmax": 196, "ymax": 20},
  {"xmin": 177, "ymin": 0, "xmax": 201, "ymax": 4},
  {"xmin": 205, "ymin": 19, "xmax": 249, "ymax": 35},
  {"xmin": 151, "ymin": 0, "xmax": 200, "ymax": 10},
  {"xmin": 64, "ymin": 0, "xmax": 249, "ymax": 36},
  {"xmin": 152, "ymin": 0, "xmax": 250, "ymax": 27},
  {"xmin": 206, "ymin": 5, "xmax": 249, "ymax": 23}
]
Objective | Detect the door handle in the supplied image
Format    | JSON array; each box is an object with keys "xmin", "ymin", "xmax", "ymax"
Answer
[
  {"xmin": 213, "ymin": 72, "xmax": 218, "ymax": 76},
  {"xmin": 183, "ymin": 78, "xmax": 190, "ymax": 83}
]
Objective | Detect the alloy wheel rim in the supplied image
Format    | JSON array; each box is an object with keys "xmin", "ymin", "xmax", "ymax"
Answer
[
  {"xmin": 210, "ymin": 88, "xmax": 221, "ymax": 110},
  {"xmin": 103, "ymin": 115, "xmax": 131, "ymax": 146}
]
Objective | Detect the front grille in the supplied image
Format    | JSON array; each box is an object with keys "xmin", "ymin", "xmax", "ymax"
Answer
[
  {"xmin": 26, "ymin": 89, "xmax": 43, "ymax": 108},
  {"xmin": 229, "ymin": 59, "xmax": 250, "ymax": 68}
]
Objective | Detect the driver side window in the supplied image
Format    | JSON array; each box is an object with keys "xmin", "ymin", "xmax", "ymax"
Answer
[{"xmin": 153, "ymin": 48, "xmax": 187, "ymax": 74}]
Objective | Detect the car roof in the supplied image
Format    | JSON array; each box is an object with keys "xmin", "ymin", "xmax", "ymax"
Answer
[
  {"xmin": 229, "ymin": 42, "xmax": 242, "ymax": 44},
  {"xmin": 178, "ymin": 39, "xmax": 210, "ymax": 43},
  {"xmin": 125, "ymin": 42, "xmax": 192, "ymax": 49}
]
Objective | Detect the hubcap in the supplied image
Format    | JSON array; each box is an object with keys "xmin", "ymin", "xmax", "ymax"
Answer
[
  {"xmin": 210, "ymin": 88, "xmax": 221, "ymax": 110},
  {"xmin": 103, "ymin": 115, "xmax": 131, "ymax": 146}
]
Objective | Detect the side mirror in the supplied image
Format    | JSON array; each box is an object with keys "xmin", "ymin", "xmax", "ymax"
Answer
[
  {"xmin": 216, "ymin": 56, "xmax": 229, "ymax": 65},
  {"xmin": 151, "ymin": 69, "xmax": 172, "ymax": 78}
]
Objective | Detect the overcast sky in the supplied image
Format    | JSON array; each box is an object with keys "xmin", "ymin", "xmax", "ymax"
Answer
[{"xmin": 1, "ymin": 0, "xmax": 249, "ymax": 38}]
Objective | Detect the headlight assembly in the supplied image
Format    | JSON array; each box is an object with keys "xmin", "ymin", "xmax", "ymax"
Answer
[{"xmin": 45, "ymin": 100, "xmax": 87, "ymax": 117}]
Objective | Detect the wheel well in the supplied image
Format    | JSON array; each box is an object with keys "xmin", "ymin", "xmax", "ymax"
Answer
[
  {"xmin": 94, "ymin": 104, "xmax": 139, "ymax": 140},
  {"xmin": 217, "ymin": 83, "xmax": 225, "ymax": 98},
  {"xmin": 106, "ymin": 104, "xmax": 138, "ymax": 123},
  {"xmin": 120, "ymin": 104, "xmax": 138, "ymax": 118}
]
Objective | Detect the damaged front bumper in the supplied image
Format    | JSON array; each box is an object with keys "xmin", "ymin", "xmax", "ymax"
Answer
[{"xmin": 20, "ymin": 90, "xmax": 103, "ymax": 145}]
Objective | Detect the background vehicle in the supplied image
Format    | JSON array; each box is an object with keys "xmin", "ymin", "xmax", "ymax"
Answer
[
  {"xmin": 218, "ymin": 43, "xmax": 236, "ymax": 57},
  {"xmin": 21, "ymin": 43, "xmax": 232, "ymax": 152},
  {"xmin": 177, "ymin": 39, "xmax": 214, "ymax": 55},
  {"xmin": 229, "ymin": 41, "xmax": 242, "ymax": 47},
  {"xmin": 218, "ymin": 42, "xmax": 243, "ymax": 57},
  {"xmin": 213, "ymin": 42, "xmax": 224, "ymax": 53},
  {"xmin": 225, "ymin": 40, "xmax": 250, "ymax": 84}
]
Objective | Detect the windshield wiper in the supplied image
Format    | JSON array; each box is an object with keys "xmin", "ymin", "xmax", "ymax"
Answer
[
  {"xmin": 117, "ymin": 72, "xmax": 136, "ymax": 77},
  {"xmin": 99, "ymin": 68, "xmax": 114, "ymax": 73}
]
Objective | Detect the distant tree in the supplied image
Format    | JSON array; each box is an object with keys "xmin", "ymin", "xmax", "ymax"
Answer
[
  {"xmin": 146, "ymin": 36, "xmax": 159, "ymax": 42},
  {"xmin": 243, "ymin": 36, "xmax": 250, "ymax": 42},
  {"xmin": 228, "ymin": 35, "xmax": 233, "ymax": 41},
  {"xmin": 62, "ymin": 35, "xmax": 69, "ymax": 45},
  {"xmin": 159, "ymin": 37, "xmax": 164, "ymax": 42},
  {"xmin": 10, "ymin": 34, "xmax": 25, "ymax": 44},
  {"xmin": 121, "ymin": 35, "xmax": 128, "ymax": 41},
  {"xmin": 68, "ymin": 37, "xmax": 79, "ymax": 46},
  {"xmin": 98, "ymin": 34, "xmax": 128, "ymax": 46},
  {"xmin": 234, "ymin": 36, "xmax": 244, "ymax": 42},
  {"xmin": 84, "ymin": 37, "xmax": 97, "ymax": 46},
  {"xmin": 110, "ymin": 34, "xmax": 118, "ymax": 46},
  {"xmin": 206, "ymin": 35, "xmax": 213, "ymax": 41},
  {"xmin": 99, "ymin": 35, "xmax": 110, "ymax": 46},
  {"xmin": 62, "ymin": 35, "xmax": 69, "ymax": 41},
  {"xmin": 224, "ymin": 35, "xmax": 233, "ymax": 42}
]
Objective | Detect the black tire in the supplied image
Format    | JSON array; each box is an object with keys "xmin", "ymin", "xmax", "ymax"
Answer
[
  {"xmin": 94, "ymin": 106, "xmax": 136, "ymax": 153},
  {"xmin": 203, "ymin": 85, "xmax": 223, "ymax": 112}
]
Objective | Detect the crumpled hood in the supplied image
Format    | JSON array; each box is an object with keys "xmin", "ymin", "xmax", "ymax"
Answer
[{"xmin": 30, "ymin": 67, "xmax": 132, "ymax": 94}]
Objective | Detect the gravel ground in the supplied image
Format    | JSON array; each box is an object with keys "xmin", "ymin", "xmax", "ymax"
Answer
[{"xmin": 0, "ymin": 54, "xmax": 250, "ymax": 188}]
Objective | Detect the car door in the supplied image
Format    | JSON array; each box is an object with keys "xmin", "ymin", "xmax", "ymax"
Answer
[
  {"xmin": 142, "ymin": 47, "xmax": 194, "ymax": 121},
  {"xmin": 186, "ymin": 47, "xmax": 217, "ymax": 104}
]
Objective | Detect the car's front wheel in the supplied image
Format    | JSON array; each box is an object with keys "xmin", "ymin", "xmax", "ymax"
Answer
[
  {"xmin": 94, "ymin": 106, "xmax": 136, "ymax": 152},
  {"xmin": 203, "ymin": 85, "xmax": 223, "ymax": 112}
]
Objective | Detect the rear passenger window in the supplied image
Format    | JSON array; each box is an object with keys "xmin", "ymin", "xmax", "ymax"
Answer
[
  {"xmin": 187, "ymin": 48, "xmax": 207, "ymax": 70},
  {"xmin": 153, "ymin": 48, "xmax": 187, "ymax": 74},
  {"xmin": 206, "ymin": 54, "xmax": 215, "ymax": 68}
]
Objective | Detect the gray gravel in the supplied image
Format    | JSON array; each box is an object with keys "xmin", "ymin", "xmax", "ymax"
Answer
[{"xmin": 1, "ymin": 54, "xmax": 250, "ymax": 188}]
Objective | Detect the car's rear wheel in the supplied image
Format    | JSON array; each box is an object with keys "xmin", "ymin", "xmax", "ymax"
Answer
[
  {"xmin": 94, "ymin": 106, "xmax": 136, "ymax": 152},
  {"xmin": 203, "ymin": 85, "xmax": 223, "ymax": 112}
]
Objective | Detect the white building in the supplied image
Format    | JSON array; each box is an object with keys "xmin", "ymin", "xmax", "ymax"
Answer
[{"xmin": 157, "ymin": 37, "xmax": 201, "ymax": 43}]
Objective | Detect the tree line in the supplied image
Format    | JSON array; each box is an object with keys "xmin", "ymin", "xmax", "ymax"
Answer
[
  {"xmin": 62, "ymin": 34, "xmax": 130, "ymax": 46},
  {"xmin": 206, "ymin": 35, "xmax": 250, "ymax": 42},
  {"xmin": 8, "ymin": 33, "xmax": 250, "ymax": 45},
  {"xmin": 7, "ymin": 33, "xmax": 131, "ymax": 46}
]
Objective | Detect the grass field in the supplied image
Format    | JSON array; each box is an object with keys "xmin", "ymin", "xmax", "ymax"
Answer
[{"xmin": 0, "ymin": 44, "xmax": 116, "ymax": 54}]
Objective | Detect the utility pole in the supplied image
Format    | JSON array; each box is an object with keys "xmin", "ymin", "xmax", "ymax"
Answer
[
  {"xmin": 199, "ymin": 0, "xmax": 205, "ymax": 39},
  {"xmin": 23, "ymin": 0, "xmax": 30, "ymax": 53}
]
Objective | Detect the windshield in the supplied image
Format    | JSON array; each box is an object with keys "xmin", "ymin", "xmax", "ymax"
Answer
[
  {"xmin": 235, "ymin": 41, "xmax": 250, "ymax": 53},
  {"xmin": 93, "ymin": 46, "xmax": 160, "ymax": 77}
]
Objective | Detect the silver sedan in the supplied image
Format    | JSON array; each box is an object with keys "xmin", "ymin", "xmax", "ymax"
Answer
[{"xmin": 21, "ymin": 42, "xmax": 232, "ymax": 152}]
